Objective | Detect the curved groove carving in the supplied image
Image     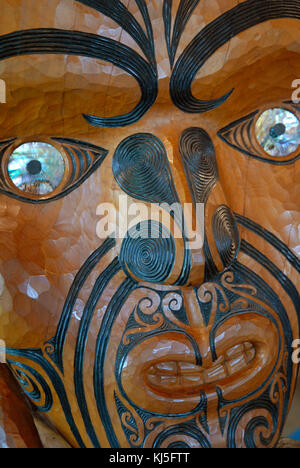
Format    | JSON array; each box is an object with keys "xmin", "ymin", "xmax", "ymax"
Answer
[
  {"xmin": 113, "ymin": 133, "xmax": 179, "ymax": 206},
  {"xmin": 179, "ymin": 128, "xmax": 220, "ymax": 282},
  {"xmin": 0, "ymin": 137, "xmax": 108, "ymax": 203},
  {"xmin": 235, "ymin": 214, "xmax": 300, "ymax": 273},
  {"xmin": 94, "ymin": 277, "xmax": 137, "ymax": 448},
  {"xmin": 152, "ymin": 422, "xmax": 211, "ymax": 448},
  {"xmin": 170, "ymin": 0, "xmax": 300, "ymax": 113},
  {"xmin": 5, "ymin": 248, "xmax": 297, "ymax": 448},
  {"xmin": 218, "ymin": 111, "xmax": 300, "ymax": 165},
  {"xmin": 45, "ymin": 237, "xmax": 116, "ymax": 372},
  {"xmin": 8, "ymin": 361, "xmax": 53, "ymax": 413},
  {"xmin": 179, "ymin": 127, "xmax": 218, "ymax": 204},
  {"xmin": 6, "ymin": 348, "xmax": 86, "ymax": 447},
  {"xmin": 119, "ymin": 220, "xmax": 176, "ymax": 284},
  {"xmin": 212, "ymin": 205, "xmax": 240, "ymax": 268},
  {"xmin": 163, "ymin": 0, "xmax": 201, "ymax": 67},
  {"xmin": 113, "ymin": 133, "xmax": 191, "ymax": 285},
  {"xmin": 0, "ymin": 29, "xmax": 157, "ymax": 128},
  {"xmin": 74, "ymin": 257, "xmax": 121, "ymax": 448},
  {"xmin": 0, "ymin": 138, "xmax": 16, "ymax": 190},
  {"xmin": 0, "ymin": 0, "xmax": 299, "ymax": 450},
  {"xmin": 239, "ymin": 240, "xmax": 300, "ymax": 313}
]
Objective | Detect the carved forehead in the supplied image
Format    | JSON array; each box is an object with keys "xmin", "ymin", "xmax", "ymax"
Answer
[
  {"xmin": 2, "ymin": 0, "xmax": 300, "ymax": 48},
  {"xmin": 1, "ymin": 0, "xmax": 300, "ymax": 137},
  {"xmin": 2, "ymin": 0, "xmax": 299, "ymax": 88}
]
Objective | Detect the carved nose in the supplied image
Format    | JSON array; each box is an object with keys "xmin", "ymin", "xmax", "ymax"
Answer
[
  {"xmin": 113, "ymin": 130, "xmax": 239, "ymax": 286},
  {"xmin": 179, "ymin": 128, "xmax": 240, "ymax": 282}
]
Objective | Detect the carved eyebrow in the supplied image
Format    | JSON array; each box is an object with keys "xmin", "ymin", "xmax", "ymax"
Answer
[
  {"xmin": 0, "ymin": 28, "xmax": 157, "ymax": 128},
  {"xmin": 76, "ymin": 0, "xmax": 155, "ymax": 67},
  {"xmin": 170, "ymin": 0, "xmax": 300, "ymax": 114},
  {"xmin": 163, "ymin": 0, "xmax": 200, "ymax": 68},
  {"xmin": 0, "ymin": 0, "xmax": 158, "ymax": 128}
]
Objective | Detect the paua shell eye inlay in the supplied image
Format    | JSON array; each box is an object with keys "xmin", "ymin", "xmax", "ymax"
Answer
[
  {"xmin": 8, "ymin": 142, "xmax": 65, "ymax": 195},
  {"xmin": 255, "ymin": 108, "xmax": 300, "ymax": 157}
]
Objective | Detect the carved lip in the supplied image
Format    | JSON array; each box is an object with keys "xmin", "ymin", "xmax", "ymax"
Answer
[
  {"xmin": 145, "ymin": 342, "xmax": 256, "ymax": 396},
  {"xmin": 123, "ymin": 315, "xmax": 279, "ymax": 411}
]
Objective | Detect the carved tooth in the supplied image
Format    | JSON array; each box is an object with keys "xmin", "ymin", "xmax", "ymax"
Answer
[
  {"xmin": 227, "ymin": 355, "xmax": 248, "ymax": 376},
  {"xmin": 244, "ymin": 342, "xmax": 253, "ymax": 351},
  {"xmin": 147, "ymin": 346, "xmax": 256, "ymax": 390},
  {"xmin": 225, "ymin": 343, "xmax": 245, "ymax": 359},
  {"xmin": 148, "ymin": 366, "xmax": 156, "ymax": 375},
  {"xmin": 205, "ymin": 365, "xmax": 227, "ymax": 384},
  {"xmin": 147, "ymin": 374, "xmax": 160, "ymax": 386},
  {"xmin": 223, "ymin": 361, "xmax": 230, "ymax": 378},
  {"xmin": 245, "ymin": 348, "xmax": 256, "ymax": 363},
  {"xmin": 182, "ymin": 374, "xmax": 203, "ymax": 386},
  {"xmin": 158, "ymin": 375, "xmax": 178, "ymax": 386},
  {"xmin": 154, "ymin": 362, "xmax": 177, "ymax": 374},
  {"xmin": 147, "ymin": 374, "xmax": 178, "ymax": 388},
  {"xmin": 178, "ymin": 362, "xmax": 199, "ymax": 373}
]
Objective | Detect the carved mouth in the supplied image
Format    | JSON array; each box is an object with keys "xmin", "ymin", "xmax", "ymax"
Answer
[
  {"xmin": 146, "ymin": 342, "xmax": 256, "ymax": 395},
  {"xmin": 122, "ymin": 315, "xmax": 279, "ymax": 413}
]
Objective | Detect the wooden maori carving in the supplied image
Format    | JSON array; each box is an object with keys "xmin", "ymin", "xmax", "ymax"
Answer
[{"xmin": 0, "ymin": 0, "xmax": 299, "ymax": 448}]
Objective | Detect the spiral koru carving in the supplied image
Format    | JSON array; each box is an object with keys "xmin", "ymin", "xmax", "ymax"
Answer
[
  {"xmin": 170, "ymin": 0, "xmax": 300, "ymax": 114},
  {"xmin": 119, "ymin": 220, "xmax": 176, "ymax": 284},
  {"xmin": 212, "ymin": 205, "xmax": 240, "ymax": 268},
  {"xmin": 179, "ymin": 127, "xmax": 218, "ymax": 204},
  {"xmin": 163, "ymin": 0, "xmax": 201, "ymax": 67},
  {"xmin": 8, "ymin": 361, "xmax": 53, "ymax": 413},
  {"xmin": 113, "ymin": 133, "xmax": 179, "ymax": 206}
]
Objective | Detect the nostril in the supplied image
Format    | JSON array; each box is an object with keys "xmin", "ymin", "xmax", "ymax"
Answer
[{"xmin": 212, "ymin": 205, "xmax": 240, "ymax": 269}]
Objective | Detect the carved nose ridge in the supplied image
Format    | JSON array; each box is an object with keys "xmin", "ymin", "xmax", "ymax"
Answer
[
  {"xmin": 179, "ymin": 128, "xmax": 240, "ymax": 280},
  {"xmin": 212, "ymin": 205, "xmax": 240, "ymax": 270},
  {"xmin": 113, "ymin": 131, "xmax": 239, "ymax": 286},
  {"xmin": 179, "ymin": 127, "xmax": 218, "ymax": 206}
]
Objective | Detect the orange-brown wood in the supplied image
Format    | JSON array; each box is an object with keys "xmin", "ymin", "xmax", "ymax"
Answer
[
  {"xmin": 0, "ymin": 364, "xmax": 42, "ymax": 448},
  {"xmin": 0, "ymin": 0, "xmax": 299, "ymax": 448}
]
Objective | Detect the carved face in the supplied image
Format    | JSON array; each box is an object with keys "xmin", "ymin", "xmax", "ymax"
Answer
[{"xmin": 0, "ymin": 0, "xmax": 299, "ymax": 448}]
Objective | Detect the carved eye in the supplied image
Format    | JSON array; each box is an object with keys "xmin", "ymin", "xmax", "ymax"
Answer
[
  {"xmin": 255, "ymin": 108, "xmax": 300, "ymax": 157},
  {"xmin": 0, "ymin": 138, "xmax": 108, "ymax": 202},
  {"xmin": 8, "ymin": 142, "xmax": 65, "ymax": 196},
  {"xmin": 218, "ymin": 107, "xmax": 300, "ymax": 165}
]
